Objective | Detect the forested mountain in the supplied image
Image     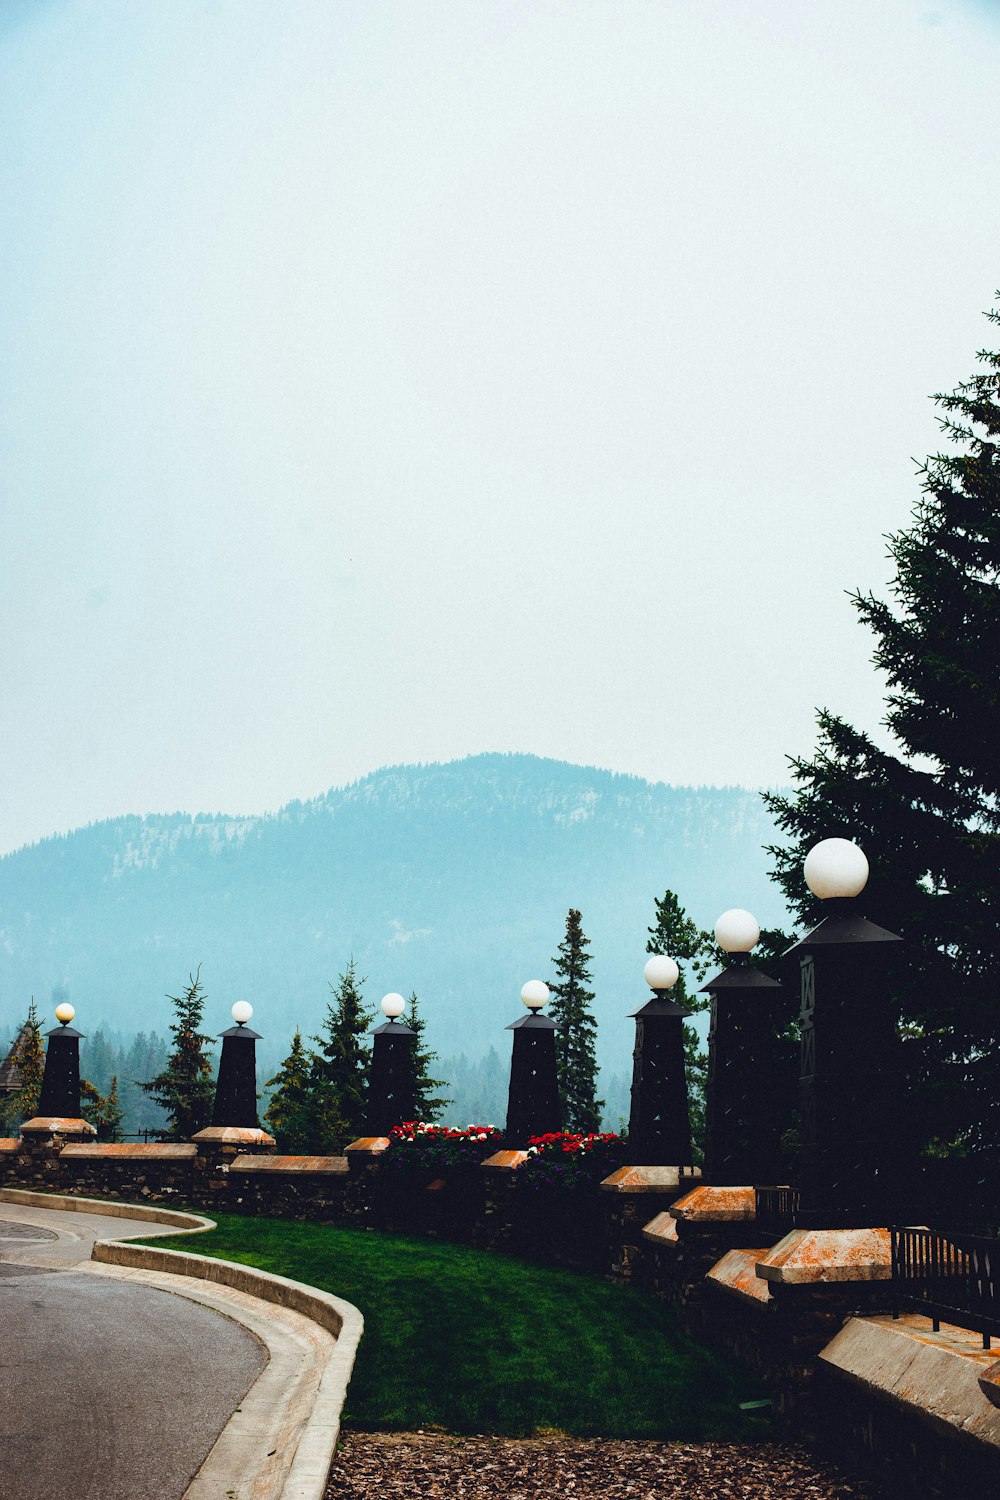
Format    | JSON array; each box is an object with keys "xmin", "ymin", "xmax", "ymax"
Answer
[{"xmin": 0, "ymin": 754, "xmax": 788, "ymax": 1082}]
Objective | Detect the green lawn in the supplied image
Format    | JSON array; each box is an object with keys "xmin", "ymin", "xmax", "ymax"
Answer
[{"xmin": 145, "ymin": 1212, "xmax": 766, "ymax": 1439}]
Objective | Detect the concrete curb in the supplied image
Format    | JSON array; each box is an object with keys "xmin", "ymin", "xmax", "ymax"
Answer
[{"xmin": 0, "ymin": 1189, "xmax": 364, "ymax": 1500}]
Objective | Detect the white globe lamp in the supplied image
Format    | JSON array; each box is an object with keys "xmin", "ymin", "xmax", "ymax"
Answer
[
  {"xmin": 804, "ymin": 838, "xmax": 869, "ymax": 900},
  {"xmin": 643, "ymin": 955, "xmax": 679, "ymax": 991},
  {"xmin": 54, "ymin": 1003, "xmax": 75, "ymax": 1026},
  {"xmin": 714, "ymin": 908, "xmax": 760, "ymax": 954},
  {"xmin": 521, "ymin": 979, "xmax": 550, "ymax": 1011},
  {"xmin": 381, "ymin": 992, "xmax": 406, "ymax": 1019},
  {"xmin": 231, "ymin": 1000, "xmax": 254, "ymax": 1026}
]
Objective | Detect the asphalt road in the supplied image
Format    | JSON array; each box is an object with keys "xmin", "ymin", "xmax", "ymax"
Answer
[{"xmin": 0, "ymin": 1213, "xmax": 268, "ymax": 1500}]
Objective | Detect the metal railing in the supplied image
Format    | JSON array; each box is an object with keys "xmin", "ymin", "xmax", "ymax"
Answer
[
  {"xmin": 755, "ymin": 1185, "xmax": 800, "ymax": 1236},
  {"xmin": 891, "ymin": 1226, "xmax": 1000, "ymax": 1350}
]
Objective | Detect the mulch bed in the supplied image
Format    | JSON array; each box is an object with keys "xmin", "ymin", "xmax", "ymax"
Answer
[{"xmin": 326, "ymin": 1432, "xmax": 888, "ymax": 1499}]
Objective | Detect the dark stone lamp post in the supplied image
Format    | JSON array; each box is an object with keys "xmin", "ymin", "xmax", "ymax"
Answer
[
  {"xmin": 368, "ymin": 992, "xmax": 417, "ymax": 1135},
  {"xmin": 504, "ymin": 980, "xmax": 562, "ymax": 1147},
  {"xmin": 22, "ymin": 1002, "xmax": 96, "ymax": 1143},
  {"xmin": 700, "ymin": 908, "xmax": 785, "ymax": 1187},
  {"xmin": 193, "ymin": 1001, "xmax": 274, "ymax": 1156},
  {"xmin": 786, "ymin": 838, "xmax": 903, "ymax": 1229},
  {"xmin": 627, "ymin": 956, "xmax": 693, "ymax": 1167}
]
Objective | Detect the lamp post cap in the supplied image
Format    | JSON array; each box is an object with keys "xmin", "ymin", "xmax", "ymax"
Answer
[
  {"xmin": 643, "ymin": 955, "xmax": 679, "ymax": 991},
  {"xmin": 54, "ymin": 1003, "xmax": 76, "ymax": 1026},
  {"xmin": 381, "ymin": 992, "xmax": 407, "ymax": 1019},
  {"xmin": 714, "ymin": 908, "xmax": 760, "ymax": 954},
  {"xmin": 520, "ymin": 979, "xmax": 550, "ymax": 1011},
  {"xmin": 804, "ymin": 838, "xmax": 869, "ymax": 899},
  {"xmin": 231, "ymin": 1000, "xmax": 253, "ymax": 1026}
]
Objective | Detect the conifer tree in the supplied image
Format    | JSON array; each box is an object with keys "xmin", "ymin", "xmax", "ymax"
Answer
[
  {"xmin": 766, "ymin": 309, "xmax": 1000, "ymax": 1167},
  {"xmin": 407, "ymin": 991, "xmax": 450, "ymax": 1122},
  {"xmin": 140, "ymin": 969, "xmax": 216, "ymax": 1139},
  {"xmin": 265, "ymin": 1030, "xmax": 341, "ymax": 1151},
  {"xmin": 548, "ymin": 908, "xmax": 603, "ymax": 1132},
  {"xmin": 0, "ymin": 1000, "xmax": 45, "ymax": 1129},
  {"xmin": 81, "ymin": 1075, "xmax": 125, "ymax": 1141},
  {"xmin": 311, "ymin": 959, "xmax": 374, "ymax": 1148}
]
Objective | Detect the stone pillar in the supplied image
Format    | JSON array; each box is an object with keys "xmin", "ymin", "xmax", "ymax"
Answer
[
  {"xmin": 787, "ymin": 899, "xmax": 902, "ymax": 1228},
  {"xmin": 367, "ymin": 1019, "xmax": 417, "ymax": 1136},
  {"xmin": 504, "ymin": 1013, "xmax": 561, "ymax": 1147},
  {"xmin": 700, "ymin": 959, "xmax": 785, "ymax": 1186},
  {"xmin": 627, "ymin": 992, "xmax": 692, "ymax": 1167}
]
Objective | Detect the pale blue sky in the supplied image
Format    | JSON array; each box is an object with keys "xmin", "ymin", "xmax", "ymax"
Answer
[{"xmin": 2, "ymin": 0, "xmax": 999, "ymax": 854}]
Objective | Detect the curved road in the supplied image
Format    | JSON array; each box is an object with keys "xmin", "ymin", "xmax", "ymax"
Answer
[{"xmin": 0, "ymin": 1205, "xmax": 268, "ymax": 1500}]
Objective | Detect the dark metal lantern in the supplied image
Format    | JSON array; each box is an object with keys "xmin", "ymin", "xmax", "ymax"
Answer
[
  {"xmin": 38, "ymin": 1022, "xmax": 85, "ymax": 1118},
  {"xmin": 368, "ymin": 1018, "xmax": 417, "ymax": 1136},
  {"xmin": 627, "ymin": 990, "xmax": 692, "ymax": 1166},
  {"xmin": 504, "ymin": 1011, "xmax": 562, "ymax": 1147},
  {"xmin": 212, "ymin": 1021, "xmax": 263, "ymax": 1128}
]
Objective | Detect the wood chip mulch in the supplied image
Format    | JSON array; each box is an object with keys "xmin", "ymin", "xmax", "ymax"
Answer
[{"xmin": 326, "ymin": 1432, "xmax": 888, "ymax": 1499}]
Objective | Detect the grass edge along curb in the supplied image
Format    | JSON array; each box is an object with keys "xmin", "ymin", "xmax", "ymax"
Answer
[{"xmin": 0, "ymin": 1188, "xmax": 364, "ymax": 1500}]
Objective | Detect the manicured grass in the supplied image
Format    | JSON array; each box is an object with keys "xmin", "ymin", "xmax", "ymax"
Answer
[{"xmin": 146, "ymin": 1213, "xmax": 766, "ymax": 1439}]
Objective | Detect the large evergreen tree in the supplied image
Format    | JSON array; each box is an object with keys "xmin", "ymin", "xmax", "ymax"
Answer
[
  {"xmin": 140, "ymin": 970, "xmax": 216, "ymax": 1139},
  {"xmin": 765, "ymin": 310, "xmax": 1000, "ymax": 1170},
  {"xmin": 407, "ymin": 991, "xmax": 450, "ymax": 1122},
  {"xmin": 311, "ymin": 959, "xmax": 374, "ymax": 1148},
  {"xmin": 265, "ymin": 1030, "xmax": 342, "ymax": 1152},
  {"xmin": 0, "ymin": 1000, "xmax": 45, "ymax": 1130},
  {"xmin": 548, "ymin": 908, "xmax": 603, "ymax": 1133}
]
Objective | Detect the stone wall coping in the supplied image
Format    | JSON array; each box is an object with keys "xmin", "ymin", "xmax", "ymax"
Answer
[
  {"xmin": 669, "ymin": 1184, "xmax": 756, "ymax": 1221},
  {"xmin": 756, "ymin": 1226, "xmax": 892, "ymax": 1284},
  {"xmin": 481, "ymin": 1150, "xmax": 528, "ymax": 1171},
  {"xmin": 600, "ymin": 1165, "xmax": 700, "ymax": 1193},
  {"xmin": 230, "ymin": 1153, "xmax": 349, "ymax": 1175},
  {"xmin": 59, "ymin": 1142, "xmax": 198, "ymax": 1160},
  {"xmin": 0, "ymin": 1137, "xmax": 20, "ymax": 1154},
  {"xmin": 20, "ymin": 1116, "xmax": 97, "ymax": 1138},
  {"xmin": 641, "ymin": 1210, "xmax": 680, "ymax": 1247},
  {"xmin": 344, "ymin": 1137, "xmax": 390, "ymax": 1154},
  {"xmin": 820, "ymin": 1313, "xmax": 1000, "ymax": 1450},
  {"xmin": 191, "ymin": 1126, "xmax": 276, "ymax": 1147},
  {"xmin": 706, "ymin": 1247, "xmax": 775, "ymax": 1305}
]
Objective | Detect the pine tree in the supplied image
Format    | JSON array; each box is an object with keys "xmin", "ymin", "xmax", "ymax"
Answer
[
  {"xmin": 140, "ymin": 969, "xmax": 216, "ymax": 1140},
  {"xmin": 312, "ymin": 959, "xmax": 374, "ymax": 1148},
  {"xmin": 407, "ymin": 991, "xmax": 450, "ymax": 1122},
  {"xmin": 646, "ymin": 890, "xmax": 716, "ymax": 1160},
  {"xmin": 765, "ymin": 309, "xmax": 1000, "ymax": 1168},
  {"xmin": 81, "ymin": 1075, "xmax": 125, "ymax": 1141},
  {"xmin": 264, "ymin": 1030, "xmax": 342, "ymax": 1152},
  {"xmin": 548, "ymin": 908, "xmax": 603, "ymax": 1133},
  {"xmin": 0, "ymin": 1000, "xmax": 45, "ymax": 1129}
]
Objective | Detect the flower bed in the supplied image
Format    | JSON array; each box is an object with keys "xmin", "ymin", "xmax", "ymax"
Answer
[
  {"xmin": 380, "ymin": 1121, "xmax": 503, "ymax": 1176},
  {"xmin": 520, "ymin": 1132, "xmax": 628, "ymax": 1191}
]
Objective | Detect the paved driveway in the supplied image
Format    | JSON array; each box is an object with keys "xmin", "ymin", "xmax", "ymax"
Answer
[{"xmin": 0, "ymin": 1204, "xmax": 268, "ymax": 1500}]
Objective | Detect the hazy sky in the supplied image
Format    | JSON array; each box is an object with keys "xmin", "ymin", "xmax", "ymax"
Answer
[{"xmin": 2, "ymin": 0, "xmax": 999, "ymax": 855}]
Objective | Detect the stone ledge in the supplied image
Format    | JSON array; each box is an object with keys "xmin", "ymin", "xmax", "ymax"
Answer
[
  {"xmin": 820, "ymin": 1313, "xmax": 1000, "ymax": 1450},
  {"xmin": 600, "ymin": 1166, "xmax": 699, "ymax": 1194},
  {"xmin": 670, "ymin": 1185, "xmax": 755, "ymax": 1222},
  {"xmin": 756, "ymin": 1226, "xmax": 891, "ymax": 1285},
  {"xmin": 344, "ymin": 1136, "xmax": 390, "ymax": 1155},
  {"xmin": 0, "ymin": 1137, "xmax": 21, "ymax": 1154},
  {"xmin": 707, "ymin": 1247, "xmax": 775, "ymax": 1304},
  {"xmin": 231, "ymin": 1153, "xmax": 349, "ymax": 1176},
  {"xmin": 191, "ymin": 1126, "xmax": 275, "ymax": 1148},
  {"xmin": 60, "ymin": 1142, "xmax": 198, "ymax": 1161},
  {"xmin": 481, "ymin": 1150, "xmax": 528, "ymax": 1171},
  {"xmin": 20, "ymin": 1116, "xmax": 97, "ymax": 1139},
  {"xmin": 641, "ymin": 1210, "xmax": 680, "ymax": 1247}
]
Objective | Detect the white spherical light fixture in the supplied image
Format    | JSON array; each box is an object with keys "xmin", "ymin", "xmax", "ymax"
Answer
[
  {"xmin": 54, "ymin": 1003, "xmax": 75, "ymax": 1026},
  {"xmin": 804, "ymin": 838, "xmax": 870, "ymax": 900},
  {"xmin": 231, "ymin": 1000, "xmax": 254, "ymax": 1026},
  {"xmin": 521, "ymin": 979, "xmax": 550, "ymax": 1011},
  {"xmin": 643, "ymin": 955, "xmax": 679, "ymax": 991},
  {"xmin": 381, "ymin": 992, "xmax": 406, "ymax": 1019},
  {"xmin": 714, "ymin": 908, "xmax": 760, "ymax": 954}
]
